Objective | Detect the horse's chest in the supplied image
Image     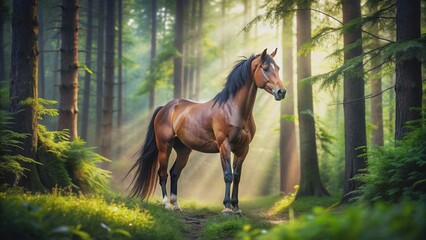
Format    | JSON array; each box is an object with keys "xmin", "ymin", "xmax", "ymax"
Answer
[{"xmin": 229, "ymin": 126, "xmax": 252, "ymax": 149}]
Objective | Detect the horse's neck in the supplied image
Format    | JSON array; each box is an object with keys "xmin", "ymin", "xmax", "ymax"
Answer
[{"xmin": 233, "ymin": 80, "xmax": 258, "ymax": 119}]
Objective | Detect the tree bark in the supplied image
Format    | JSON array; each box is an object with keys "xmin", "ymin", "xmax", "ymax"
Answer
[
  {"xmin": 280, "ymin": 16, "xmax": 299, "ymax": 195},
  {"xmin": 149, "ymin": 0, "xmax": 157, "ymax": 111},
  {"xmin": 101, "ymin": 0, "xmax": 115, "ymax": 160},
  {"xmin": 37, "ymin": 1, "xmax": 45, "ymax": 98},
  {"xmin": 9, "ymin": 0, "xmax": 43, "ymax": 191},
  {"xmin": 370, "ymin": 5, "xmax": 383, "ymax": 146},
  {"xmin": 96, "ymin": 0, "xmax": 105, "ymax": 148},
  {"xmin": 341, "ymin": 0, "xmax": 367, "ymax": 203},
  {"xmin": 296, "ymin": 5, "xmax": 329, "ymax": 198},
  {"xmin": 395, "ymin": 0, "xmax": 422, "ymax": 140},
  {"xmin": 58, "ymin": 0, "xmax": 79, "ymax": 141},
  {"xmin": 174, "ymin": 0, "xmax": 184, "ymax": 99},
  {"xmin": 81, "ymin": 0, "xmax": 93, "ymax": 141},
  {"xmin": 194, "ymin": 0, "xmax": 203, "ymax": 101},
  {"xmin": 116, "ymin": 0, "xmax": 123, "ymax": 157},
  {"xmin": 0, "ymin": 2, "xmax": 5, "ymax": 82}
]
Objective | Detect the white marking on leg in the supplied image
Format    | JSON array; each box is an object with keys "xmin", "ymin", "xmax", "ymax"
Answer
[
  {"xmin": 170, "ymin": 194, "xmax": 182, "ymax": 211},
  {"xmin": 163, "ymin": 196, "xmax": 172, "ymax": 210}
]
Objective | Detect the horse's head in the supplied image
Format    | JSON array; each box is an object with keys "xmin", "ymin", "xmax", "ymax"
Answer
[{"xmin": 252, "ymin": 48, "xmax": 286, "ymax": 101}]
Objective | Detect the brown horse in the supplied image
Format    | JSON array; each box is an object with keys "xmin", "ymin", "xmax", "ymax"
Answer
[{"xmin": 127, "ymin": 48, "xmax": 286, "ymax": 215}]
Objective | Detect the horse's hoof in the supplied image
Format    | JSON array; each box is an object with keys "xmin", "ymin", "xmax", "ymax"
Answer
[
  {"xmin": 233, "ymin": 209, "xmax": 243, "ymax": 216},
  {"xmin": 222, "ymin": 208, "xmax": 233, "ymax": 217},
  {"xmin": 164, "ymin": 203, "xmax": 173, "ymax": 210},
  {"xmin": 173, "ymin": 205, "xmax": 182, "ymax": 211}
]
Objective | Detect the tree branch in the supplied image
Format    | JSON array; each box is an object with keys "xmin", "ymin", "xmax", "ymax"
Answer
[
  {"xmin": 362, "ymin": 29, "xmax": 394, "ymax": 43},
  {"xmin": 330, "ymin": 85, "xmax": 395, "ymax": 106}
]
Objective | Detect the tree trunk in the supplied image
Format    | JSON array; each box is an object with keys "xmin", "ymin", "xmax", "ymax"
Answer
[
  {"xmin": 280, "ymin": 16, "xmax": 299, "ymax": 195},
  {"xmin": 9, "ymin": 0, "xmax": 44, "ymax": 191},
  {"xmin": 194, "ymin": 0, "xmax": 203, "ymax": 101},
  {"xmin": 81, "ymin": 0, "xmax": 93, "ymax": 141},
  {"xmin": 296, "ymin": 5, "xmax": 329, "ymax": 198},
  {"xmin": 37, "ymin": 1, "xmax": 45, "ymax": 98},
  {"xmin": 58, "ymin": 0, "xmax": 79, "ymax": 141},
  {"xmin": 395, "ymin": 0, "xmax": 422, "ymax": 140},
  {"xmin": 370, "ymin": 5, "xmax": 383, "ymax": 146},
  {"xmin": 149, "ymin": 0, "xmax": 157, "ymax": 111},
  {"xmin": 101, "ymin": 0, "xmax": 115, "ymax": 160},
  {"xmin": 188, "ymin": 0, "xmax": 196, "ymax": 99},
  {"xmin": 96, "ymin": 0, "xmax": 105, "ymax": 148},
  {"xmin": 174, "ymin": 0, "xmax": 184, "ymax": 99},
  {"xmin": 116, "ymin": 0, "xmax": 123, "ymax": 157},
  {"xmin": 341, "ymin": 0, "xmax": 367, "ymax": 203},
  {"xmin": 0, "ymin": 2, "xmax": 5, "ymax": 83}
]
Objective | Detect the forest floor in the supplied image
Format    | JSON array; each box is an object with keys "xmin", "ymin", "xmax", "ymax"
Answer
[{"xmin": 0, "ymin": 190, "xmax": 341, "ymax": 240}]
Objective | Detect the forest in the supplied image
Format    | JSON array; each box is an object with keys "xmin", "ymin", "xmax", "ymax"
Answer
[{"xmin": 0, "ymin": 0, "xmax": 425, "ymax": 239}]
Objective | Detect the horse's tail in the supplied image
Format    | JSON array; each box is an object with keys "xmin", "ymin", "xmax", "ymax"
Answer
[{"xmin": 126, "ymin": 106, "xmax": 163, "ymax": 199}]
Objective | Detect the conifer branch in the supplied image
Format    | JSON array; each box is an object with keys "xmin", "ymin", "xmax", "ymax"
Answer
[{"xmin": 330, "ymin": 85, "xmax": 395, "ymax": 106}]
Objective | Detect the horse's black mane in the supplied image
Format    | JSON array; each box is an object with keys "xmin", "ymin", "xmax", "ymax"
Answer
[{"xmin": 212, "ymin": 55, "xmax": 257, "ymax": 106}]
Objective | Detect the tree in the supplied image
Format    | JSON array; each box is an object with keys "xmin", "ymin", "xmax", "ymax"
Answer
[
  {"xmin": 280, "ymin": 16, "xmax": 299, "ymax": 195},
  {"xmin": 37, "ymin": 1, "xmax": 45, "ymax": 98},
  {"xmin": 101, "ymin": 0, "xmax": 115, "ymax": 160},
  {"xmin": 116, "ymin": 0, "xmax": 123, "ymax": 156},
  {"xmin": 0, "ymin": 2, "xmax": 5, "ymax": 83},
  {"xmin": 341, "ymin": 0, "xmax": 367, "ymax": 203},
  {"xmin": 173, "ymin": 0, "xmax": 185, "ymax": 99},
  {"xmin": 394, "ymin": 0, "xmax": 422, "ymax": 140},
  {"xmin": 369, "ymin": 4, "xmax": 384, "ymax": 146},
  {"xmin": 95, "ymin": 0, "xmax": 105, "ymax": 147},
  {"xmin": 194, "ymin": 0, "xmax": 203, "ymax": 101},
  {"xmin": 9, "ymin": 0, "xmax": 43, "ymax": 191},
  {"xmin": 58, "ymin": 0, "xmax": 79, "ymax": 141},
  {"xmin": 81, "ymin": 0, "xmax": 93, "ymax": 141},
  {"xmin": 296, "ymin": 2, "xmax": 329, "ymax": 198},
  {"xmin": 149, "ymin": 0, "xmax": 157, "ymax": 111}
]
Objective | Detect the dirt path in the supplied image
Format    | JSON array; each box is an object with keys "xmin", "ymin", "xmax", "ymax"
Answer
[{"xmin": 179, "ymin": 212, "xmax": 208, "ymax": 240}]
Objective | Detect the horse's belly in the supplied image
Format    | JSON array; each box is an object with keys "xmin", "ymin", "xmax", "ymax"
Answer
[{"xmin": 180, "ymin": 138, "xmax": 219, "ymax": 153}]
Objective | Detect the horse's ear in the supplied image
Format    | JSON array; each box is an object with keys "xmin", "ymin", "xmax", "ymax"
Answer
[
  {"xmin": 261, "ymin": 48, "xmax": 267, "ymax": 61},
  {"xmin": 271, "ymin": 48, "xmax": 278, "ymax": 58}
]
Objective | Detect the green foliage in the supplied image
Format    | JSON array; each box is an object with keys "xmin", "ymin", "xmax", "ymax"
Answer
[
  {"xmin": 356, "ymin": 116, "xmax": 426, "ymax": 203},
  {"xmin": 0, "ymin": 191, "xmax": 184, "ymax": 240},
  {"xmin": 0, "ymin": 110, "xmax": 40, "ymax": 181},
  {"xmin": 65, "ymin": 139, "xmax": 111, "ymax": 194},
  {"xmin": 201, "ymin": 216, "xmax": 270, "ymax": 240},
  {"xmin": 255, "ymin": 202, "xmax": 426, "ymax": 240}
]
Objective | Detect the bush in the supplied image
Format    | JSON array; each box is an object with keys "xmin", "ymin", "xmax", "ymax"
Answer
[
  {"xmin": 254, "ymin": 202, "xmax": 426, "ymax": 240},
  {"xmin": 356, "ymin": 116, "xmax": 426, "ymax": 203},
  {"xmin": 0, "ymin": 191, "xmax": 184, "ymax": 240}
]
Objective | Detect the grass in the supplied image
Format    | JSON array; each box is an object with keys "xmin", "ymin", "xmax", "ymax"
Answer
[{"xmin": 0, "ymin": 189, "xmax": 184, "ymax": 240}]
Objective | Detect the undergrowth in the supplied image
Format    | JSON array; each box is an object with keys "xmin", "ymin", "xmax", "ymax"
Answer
[{"xmin": 0, "ymin": 190, "xmax": 184, "ymax": 240}]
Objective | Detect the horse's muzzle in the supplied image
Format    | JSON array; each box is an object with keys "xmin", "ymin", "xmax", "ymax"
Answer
[{"xmin": 274, "ymin": 89, "xmax": 286, "ymax": 101}]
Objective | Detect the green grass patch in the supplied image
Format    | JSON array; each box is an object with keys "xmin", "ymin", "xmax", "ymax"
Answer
[
  {"xmin": 0, "ymin": 190, "xmax": 184, "ymax": 240},
  {"xmin": 255, "ymin": 201, "xmax": 426, "ymax": 240}
]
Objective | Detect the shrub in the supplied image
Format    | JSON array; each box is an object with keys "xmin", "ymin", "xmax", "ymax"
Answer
[
  {"xmin": 356, "ymin": 116, "xmax": 426, "ymax": 203},
  {"xmin": 255, "ymin": 202, "xmax": 426, "ymax": 240}
]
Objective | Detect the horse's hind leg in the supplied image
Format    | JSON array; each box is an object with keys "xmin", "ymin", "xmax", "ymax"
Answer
[
  {"xmin": 170, "ymin": 138, "xmax": 191, "ymax": 211},
  {"xmin": 157, "ymin": 141, "xmax": 173, "ymax": 209}
]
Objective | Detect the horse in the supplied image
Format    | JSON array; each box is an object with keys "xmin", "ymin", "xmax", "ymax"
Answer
[{"xmin": 127, "ymin": 48, "xmax": 286, "ymax": 215}]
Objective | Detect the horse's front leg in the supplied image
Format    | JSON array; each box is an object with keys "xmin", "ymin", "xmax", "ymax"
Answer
[
  {"xmin": 219, "ymin": 139, "xmax": 233, "ymax": 216},
  {"xmin": 231, "ymin": 148, "xmax": 248, "ymax": 215}
]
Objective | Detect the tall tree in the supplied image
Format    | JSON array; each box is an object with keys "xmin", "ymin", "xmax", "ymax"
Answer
[
  {"xmin": 395, "ymin": 0, "xmax": 422, "ymax": 140},
  {"xmin": 173, "ymin": 0, "xmax": 184, "ymax": 99},
  {"xmin": 81, "ymin": 0, "xmax": 93, "ymax": 141},
  {"xmin": 101, "ymin": 0, "xmax": 115, "ymax": 159},
  {"xmin": 116, "ymin": 0, "xmax": 123, "ymax": 156},
  {"xmin": 37, "ymin": 1, "xmax": 45, "ymax": 98},
  {"xmin": 296, "ymin": 3, "xmax": 329, "ymax": 198},
  {"xmin": 95, "ymin": 0, "xmax": 105, "ymax": 147},
  {"xmin": 280, "ymin": 16, "xmax": 299, "ymax": 195},
  {"xmin": 194, "ymin": 0, "xmax": 203, "ymax": 101},
  {"xmin": 0, "ymin": 2, "xmax": 5, "ymax": 83},
  {"xmin": 9, "ymin": 0, "xmax": 43, "ymax": 191},
  {"xmin": 341, "ymin": 0, "xmax": 367, "ymax": 203},
  {"xmin": 149, "ymin": 0, "xmax": 157, "ymax": 111},
  {"xmin": 58, "ymin": 0, "xmax": 79, "ymax": 141},
  {"xmin": 369, "ymin": 4, "xmax": 383, "ymax": 146}
]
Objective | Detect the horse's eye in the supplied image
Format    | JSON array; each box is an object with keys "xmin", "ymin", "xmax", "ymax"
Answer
[{"xmin": 263, "ymin": 66, "xmax": 269, "ymax": 72}]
